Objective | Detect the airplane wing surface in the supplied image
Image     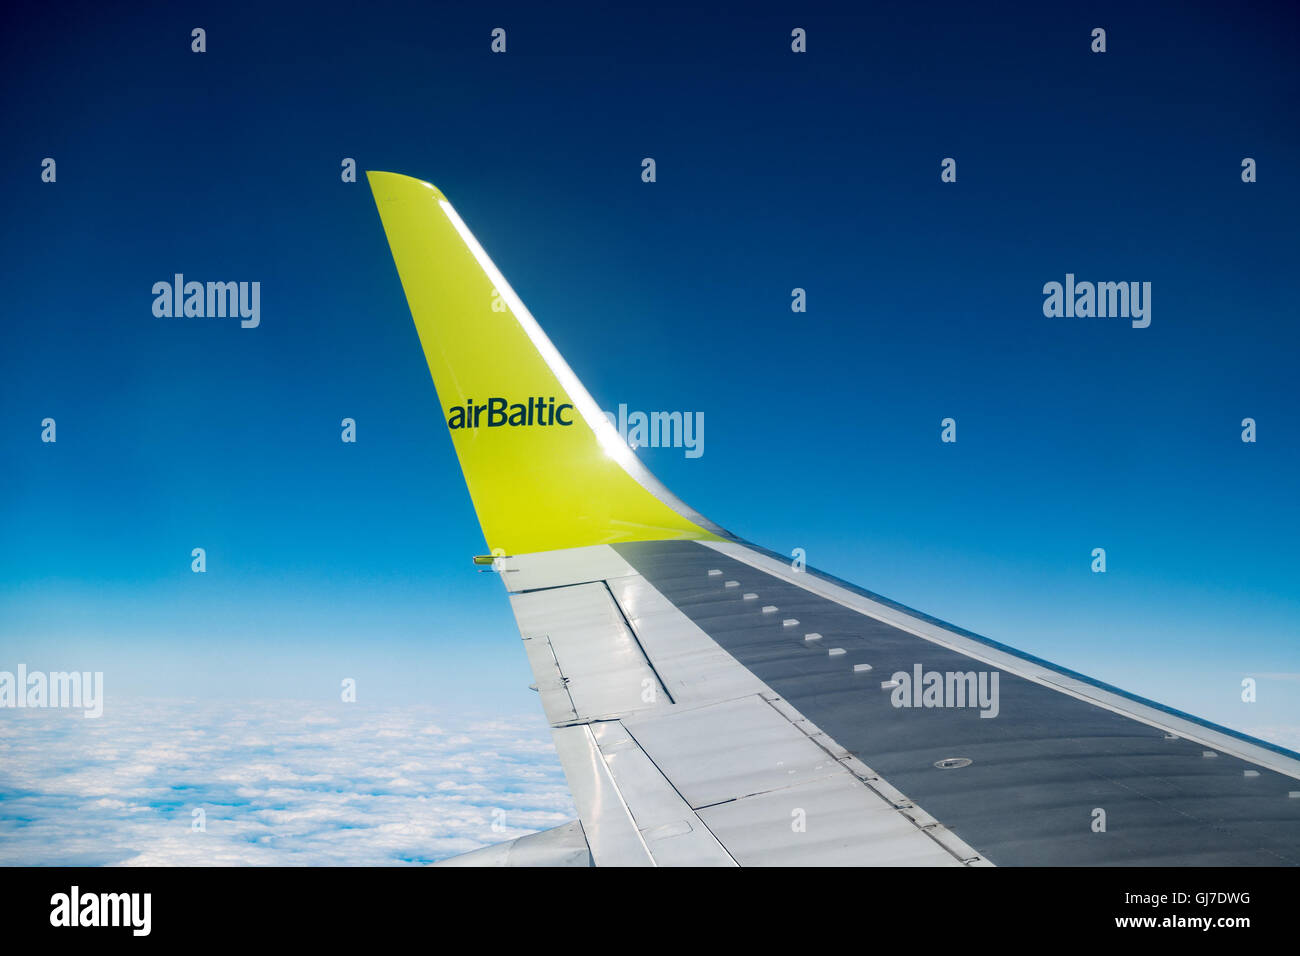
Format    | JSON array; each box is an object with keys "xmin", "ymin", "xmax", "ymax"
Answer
[{"xmin": 368, "ymin": 171, "xmax": 1300, "ymax": 867}]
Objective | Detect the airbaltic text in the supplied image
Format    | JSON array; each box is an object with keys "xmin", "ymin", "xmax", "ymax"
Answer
[{"xmin": 447, "ymin": 396, "xmax": 574, "ymax": 429}]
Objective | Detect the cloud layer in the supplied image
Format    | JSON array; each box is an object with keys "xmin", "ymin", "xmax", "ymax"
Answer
[{"xmin": 0, "ymin": 698, "xmax": 574, "ymax": 865}]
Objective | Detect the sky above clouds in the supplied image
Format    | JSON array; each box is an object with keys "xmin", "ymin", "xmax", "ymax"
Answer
[{"xmin": 0, "ymin": 699, "xmax": 573, "ymax": 865}]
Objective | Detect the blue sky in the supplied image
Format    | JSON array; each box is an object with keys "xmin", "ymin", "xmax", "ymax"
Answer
[{"xmin": 2, "ymin": 0, "xmax": 1298, "ymax": 760}]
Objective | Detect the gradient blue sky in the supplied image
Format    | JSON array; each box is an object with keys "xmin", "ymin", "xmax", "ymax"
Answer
[{"xmin": 2, "ymin": 1, "xmax": 1298, "ymax": 741}]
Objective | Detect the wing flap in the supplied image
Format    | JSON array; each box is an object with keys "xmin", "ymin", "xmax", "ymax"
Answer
[
  {"xmin": 434, "ymin": 820, "xmax": 593, "ymax": 867},
  {"xmin": 502, "ymin": 551, "xmax": 988, "ymax": 866},
  {"xmin": 698, "ymin": 774, "xmax": 963, "ymax": 867},
  {"xmin": 588, "ymin": 722, "xmax": 735, "ymax": 866},
  {"xmin": 513, "ymin": 582, "xmax": 670, "ymax": 724},
  {"xmin": 551, "ymin": 725, "xmax": 654, "ymax": 866}
]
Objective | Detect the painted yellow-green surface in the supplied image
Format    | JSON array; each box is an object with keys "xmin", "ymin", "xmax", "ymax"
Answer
[{"xmin": 368, "ymin": 170, "xmax": 719, "ymax": 555}]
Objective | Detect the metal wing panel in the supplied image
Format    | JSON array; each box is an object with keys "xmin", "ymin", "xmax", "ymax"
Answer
[
  {"xmin": 588, "ymin": 722, "xmax": 735, "ymax": 866},
  {"xmin": 702, "ymin": 539, "xmax": 1300, "ymax": 777},
  {"xmin": 470, "ymin": 539, "xmax": 1300, "ymax": 866},
  {"xmin": 619, "ymin": 695, "xmax": 845, "ymax": 808},
  {"xmin": 697, "ymin": 774, "xmax": 962, "ymax": 867},
  {"xmin": 610, "ymin": 539, "xmax": 1300, "ymax": 866},
  {"xmin": 498, "ymin": 545, "xmax": 988, "ymax": 867},
  {"xmin": 434, "ymin": 820, "xmax": 593, "ymax": 867},
  {"xmin": 512, "ymin": 582, "xmax": 668, "ymax": 724},
  {"xmin": 549, "ymin": 724, "xmax": 655, "ymax": 866},
  {"xmin": 497, "ymin": 545, "xmax": 638, "ymax": 592}
]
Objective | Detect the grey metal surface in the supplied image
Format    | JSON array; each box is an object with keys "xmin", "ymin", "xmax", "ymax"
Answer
[
  {"xmin": 612, "ymin": 540, "xmax": 1300, "ymax": 866},
  {"xmin": 619, "ymin": 693, "xmax": 968, "ymax": 865},
  {"xmin": 498, "ymin": 546, "xmax": 637, "ymax": 592},
  {"xmin": 605, "ymin": 574, "xmax": 770, "ymax": 704},
  {"xmin": 492, "ymin": 544, "xmax": 982, "ymax": 866},
  {"xmin": 620, "ymin": 695, "xmax": 844, "ymax": 809},
  {"xmin": 434, "ymin": 820, "xmax": 593, "ymax": 867},
  {"xmin": 513, "ymin": 582, "xmax": 669, "ymax": 724},
  {"xmin": 589, "ymin": 722, "xmax": 735, "ymax": 866},
  {"xmin": 698, "ymin": 773, "xmax": 961, "ymax": 867},
  {"xmin": 550, "ymin": 724, "xmax": 655, "ymax": 866},
  {"xmin": 707, "ymin": 540, "xmax": 1300, "ymax": 778}
]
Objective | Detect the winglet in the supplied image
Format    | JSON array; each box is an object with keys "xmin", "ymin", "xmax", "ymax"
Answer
[{"xmin": 367, "ymin": 171, "xmax": 728, "ymax": 555}]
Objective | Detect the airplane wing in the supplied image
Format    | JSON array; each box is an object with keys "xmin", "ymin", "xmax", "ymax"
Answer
[{"xmin": 368, "ymin": 171, "xmax": 1300, "ymax": 867}]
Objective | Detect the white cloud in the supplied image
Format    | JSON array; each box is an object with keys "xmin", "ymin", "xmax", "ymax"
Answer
[{"xmin": 0, "ymin": 697, "xmax": 574, "ymax": 866}]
